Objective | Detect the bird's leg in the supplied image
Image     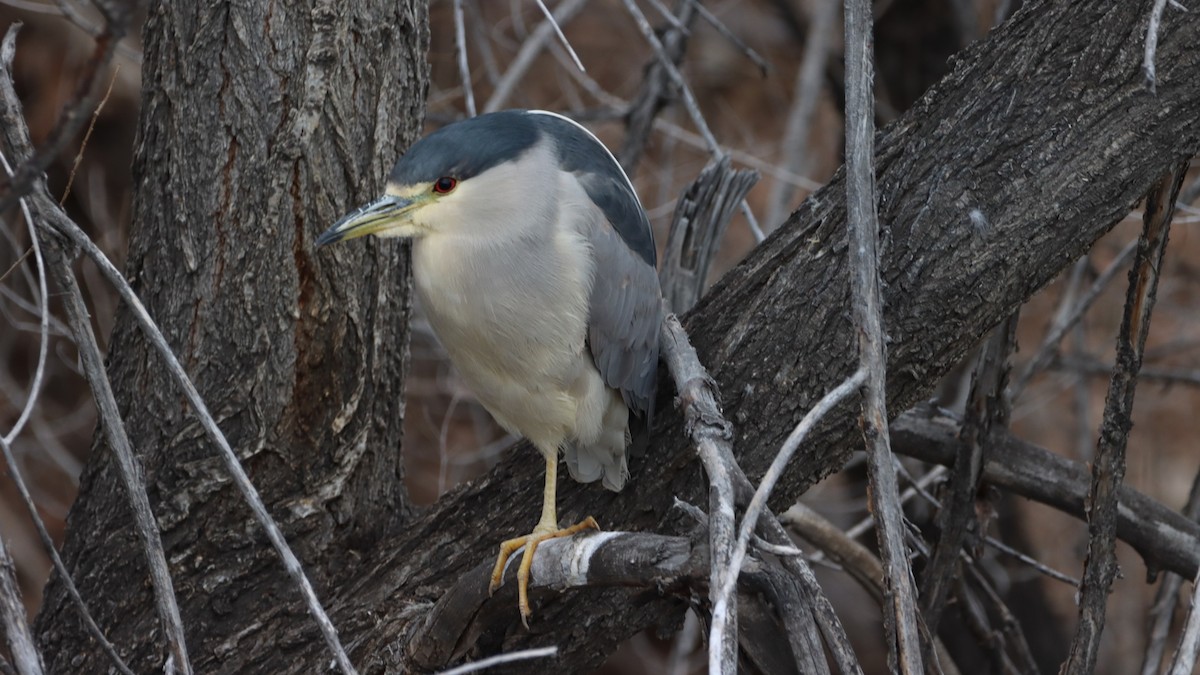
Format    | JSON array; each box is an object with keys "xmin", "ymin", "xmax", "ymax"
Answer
[{"xmin": 487, "ymin": 451, "xmax": 599, "ymax": 626}]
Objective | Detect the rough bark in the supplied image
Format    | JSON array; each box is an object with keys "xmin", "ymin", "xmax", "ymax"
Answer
[
  {"xmin": 34, "ymin": 2, "xmax": 430, "ymax": 672},
  {"xmin": 33, "ymin": 0, "xmax": 1200, "ymax": 673}
]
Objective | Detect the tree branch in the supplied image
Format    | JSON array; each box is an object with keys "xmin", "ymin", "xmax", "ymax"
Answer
[
  {"xmin": 891, "ymin": 406, "xmax": 1200, "ymax": 579},
  {"xmin": 920, "ymin": 313, "xmax": 1017, "ymax": 630},
  {"xmin": 0, "ymin": 0, "xmax": 142, "ymax": 214},
  {"xmin": 843, "ymin": 0, "xmax": 923, "ymax": 667},
  {"xmin": 1063, "ymin": 161, "xmax": 1186, "ymax": 675},
  {"xmin": 0, "ymin": 534, "xmax": 42, "ymax": 675}
]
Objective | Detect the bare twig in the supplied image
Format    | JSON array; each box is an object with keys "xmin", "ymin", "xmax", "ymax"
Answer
[
  {"xmin": 684, "ymin": 0, "xmax": 770, "ymax": 75},
  {"xmin": 963, "ymin": 565, "xmax": 1041, "ymax": 675},
  {"xmin": 783, "ymin": 502, "xmax": 885, "ymax": 604},
  {"xmin": 617, "ymin": 0, "xmax": 695, "ymax": 174},
  {"xmin": 657, "ymin": 310, "xmax": 855, "ymax": 673},
  {"xmin": 484, "ymin": 0, "xmax": 589, "ymax": 113},
  {"xmin": 1143, "ymin": 0, "xmax": 1172, "ymax": 91},
  {"xmin": 643, "ymin": 0, "xmax": 691, "ymax": 32},
  {"xmin": 36, "ymin": 201, "xmax": 358, "ymax": 674},
  {"xmin": 0, "ymin": 0, "xmax": 139, "ymax": 214},
  {"xmin": 0, "ymin": 153, "xmax": 46, "ymax": 445},
  {"xmin": 1011, "ymin": 238, "xmax": 1138, "ymax": 398},
  {"xmin": 782, "ymin": 503, "xmax": 966, "ymax": 675},
  {"xmin": 1062, "ymin": 162, "xmax": 1186, "ymax": 675},
  {"xmin": 1167, "ymin": 571, "xmax": 1200, "ymax": 675},
  {"xmin": 658, "ymin": 314, "xmax": 738, "ymax": 674},
  {"xmin": 61, "ymin": 63, "xmax": 120, "ymax": 204},
  {"xmin": 843, "ymin": 0, "xmax": 923, "ymax": 667},
  {"xmin": 711, "ymin": 368, "xmax": 866, "ymax": 672},
  {"xmin": 534, "ymin": 0, "xmax": 585, "ymax": 73},
  {"xmin": 893, "ymin": 406, "xmax": 1200, "ymax": 580},
  {"xmin": 1054, "ymin": 354, "xmax": 1200, "ymax": 389},
  {"xmin": 435, "ymin": 646, "xmax": 558, "ymax": 675},
  {"xmin": 0, "ymin": 533, "xmax": 42, "ymax": 675},
  {"xmin": 0, "ymin": 435, "xmax": 134, "ymax": 675},
  {"xmin": 982, "ymin": 532, "xmax": 1079, "ymax": 587},
  {"xmin": 0, "ymin": 246, "xmax": 30, "ymax": 286},
  {"xmin": 452, "ymin": 0, "xmax": 475, "ymax": 117},
  {"xmin": 1143, "ymin": 470, "xmax": 1200, "ymax": 675},
  {"xmin": 658, "ymin": 175, "xmax": 856, "ymax": 673},
  {"xmin": 921, "ymin": 313, "xmax": 1017, "ymax": 630},
  {"xmin": 618, "ymin": 0, "xmax": 763, "ymax": 242},
  {"xmin": 765, "ymin": 0, "xmax": 836, "ymax": 230}
]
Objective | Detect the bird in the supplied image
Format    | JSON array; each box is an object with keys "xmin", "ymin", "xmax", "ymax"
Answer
[{"xmin": 315, "ymin": 109, "xmax": 663, "ymax": 625}]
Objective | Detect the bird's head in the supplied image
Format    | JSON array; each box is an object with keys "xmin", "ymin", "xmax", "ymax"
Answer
[{"xmin": 316, "ymin": 111, "xmax": 557, "ymax": 247}]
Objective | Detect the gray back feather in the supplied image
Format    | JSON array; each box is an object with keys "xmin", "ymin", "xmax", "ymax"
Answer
[{"xmin": 526, "ymin": 111, "xmax": 662, "ymax": 418}]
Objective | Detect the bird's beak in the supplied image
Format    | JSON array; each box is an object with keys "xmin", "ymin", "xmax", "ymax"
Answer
[{"xmin": 316, "ymin": 194, "xmax": 420, "ymax": 247}]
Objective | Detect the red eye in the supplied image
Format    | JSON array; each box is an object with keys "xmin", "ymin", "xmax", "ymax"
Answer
[{"xmin": 433, "ymin": 177, "xmax": 457, "ymax": 194}]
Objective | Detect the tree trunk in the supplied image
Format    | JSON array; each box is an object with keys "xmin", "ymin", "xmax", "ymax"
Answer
[
  {"xmin": 35, "ymin": 0, "xmax": 1200, "ymax": 673},
  {"xmin": 34, "ymin": 2, "xmax": 430, "ymax": 672}
]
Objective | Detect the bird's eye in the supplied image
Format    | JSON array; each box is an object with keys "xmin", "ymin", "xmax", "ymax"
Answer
[{"xmin": 433, "ymin": 177, "xmax": 457, "ymax": 194}]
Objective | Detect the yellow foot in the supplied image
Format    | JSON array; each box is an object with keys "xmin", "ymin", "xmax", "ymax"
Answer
[{"xmin": 487, "ymin": 516, "xmax": 600, "ymax": 627}]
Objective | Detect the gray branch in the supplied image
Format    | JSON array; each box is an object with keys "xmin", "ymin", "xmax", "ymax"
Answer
[
  {"xmin": 843, "ymin": 0, "xmax": 924, "ymax": 668},
  {"xmin": 1063, "ymin": 162, "xmax": 1186, "ymax": 675},
  {"xmin": 892, "ymin": 406, "xmax": 1200, "ymax": 579}
]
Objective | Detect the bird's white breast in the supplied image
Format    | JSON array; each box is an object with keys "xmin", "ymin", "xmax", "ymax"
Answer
[{"xmin": 411, "ymin": 222, "xmax": 595, "ymax": 448}]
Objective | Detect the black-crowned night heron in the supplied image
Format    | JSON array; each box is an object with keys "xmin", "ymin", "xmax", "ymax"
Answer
[{"xmin": 316, "ymin": 109, "xmax": 663, "ymax": 624}]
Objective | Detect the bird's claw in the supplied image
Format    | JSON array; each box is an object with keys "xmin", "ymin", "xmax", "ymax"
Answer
[{"xmin": 487, "ymin": 517, "xmax": 601, "ymax": 626}]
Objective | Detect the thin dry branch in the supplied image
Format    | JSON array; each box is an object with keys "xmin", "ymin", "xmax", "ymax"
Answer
[
  {"xmin": 1143, "ymin": 0, "xmax": 1173, "ymax": 90},
  {"xmin": 893, "ymin": 406, "xmax": 1200, "ymax": 579},
  {"xmin": 658, "ymin": 314, "xmax": 737, "ymax": 674},
  {"xmin": 656, "ymin": 162, "xmax": 849, "ymax": 674},
  {"xmin": 617, "ymin": 0, "xmax": 695, "ymax": 173},
  {"xmin": 920, "ymin": 313, "xmax": 1017, "ymax": 630},
  {"xmin": 0, "ymin": 533, "xmax": 42, "ymax": 675},
  {"xmin": 658, "ymin": 310, "xmax": 853, "ymax": 674},
  {"xmin": 843, "ymin": 0, "xmax": 923, "ymax": 667},
  {"xmin": 765, "ymin": 0, "xmax": 836, "ymax": 230},
  {"xmin": 618, "ymin": 0, "xmax": 763, "ymax": 241},
  {"xmin": 35, "ymin": 192, "xmax": 358, "ymax": 675},
  {"xmin": 1168, "ymin": 571, "xmax": 1200, "ymax": 675},
  {"xmin": 1011, "ymin": 238, "xmax": 1138, "ymax": 398},
  {"xmin": 782, "ymin": 503, "xmax": 966, "ymax": 675},
  {"xmin": 0, "ymin": 33, "xmax": 46, "ymax": 448},
  {"xmin": 534, "ymin": 0, "xmax": 585, "ymax": 73},
  {"xmin": 1063, "ymin": 162, "xmax": 1186, "ymax": 675},
  {"xmin": 710, "ymin": 368, "xmax": 864, "ymax": 672},
  {"xmin": 0, "ymin": 0, "xmax": 140, "ymax": 214},
  {"xmin": 435, "ymin": 647, "xmax": 558, "ymax": 675},
  {"xmin": 1054, "ymin": 354, "xmax": 1200, "ymax": 389},
  {"xmin": 452, "ymin": 0, "xmax": 475, "ymax": 117},
  {"xmin": 1143, "ymin": 470, "xmax": 1200, "ymax": 675},
  {"xmin": 685, "ymin": 0, "xmax": 769, "ymax": 75},
  {"xmin": 0, "ymin": 155, "xmax": 46, "ymax": 447},
  {"xmin": 0, "ymin": 437, "xmax": 133, "ymax": 675},
  {"xmin": 484, "ymin": 0, "xmax": 589, "ymax": 114}
]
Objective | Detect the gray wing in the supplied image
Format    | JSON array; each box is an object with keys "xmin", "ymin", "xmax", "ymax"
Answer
[
  {"xmin": 526, "ymin": 110, "xmax": 662, "ymax": 416},
  {"xmin": 583, "ymin": 195, "xmax": 663, "ymax": 418}
]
